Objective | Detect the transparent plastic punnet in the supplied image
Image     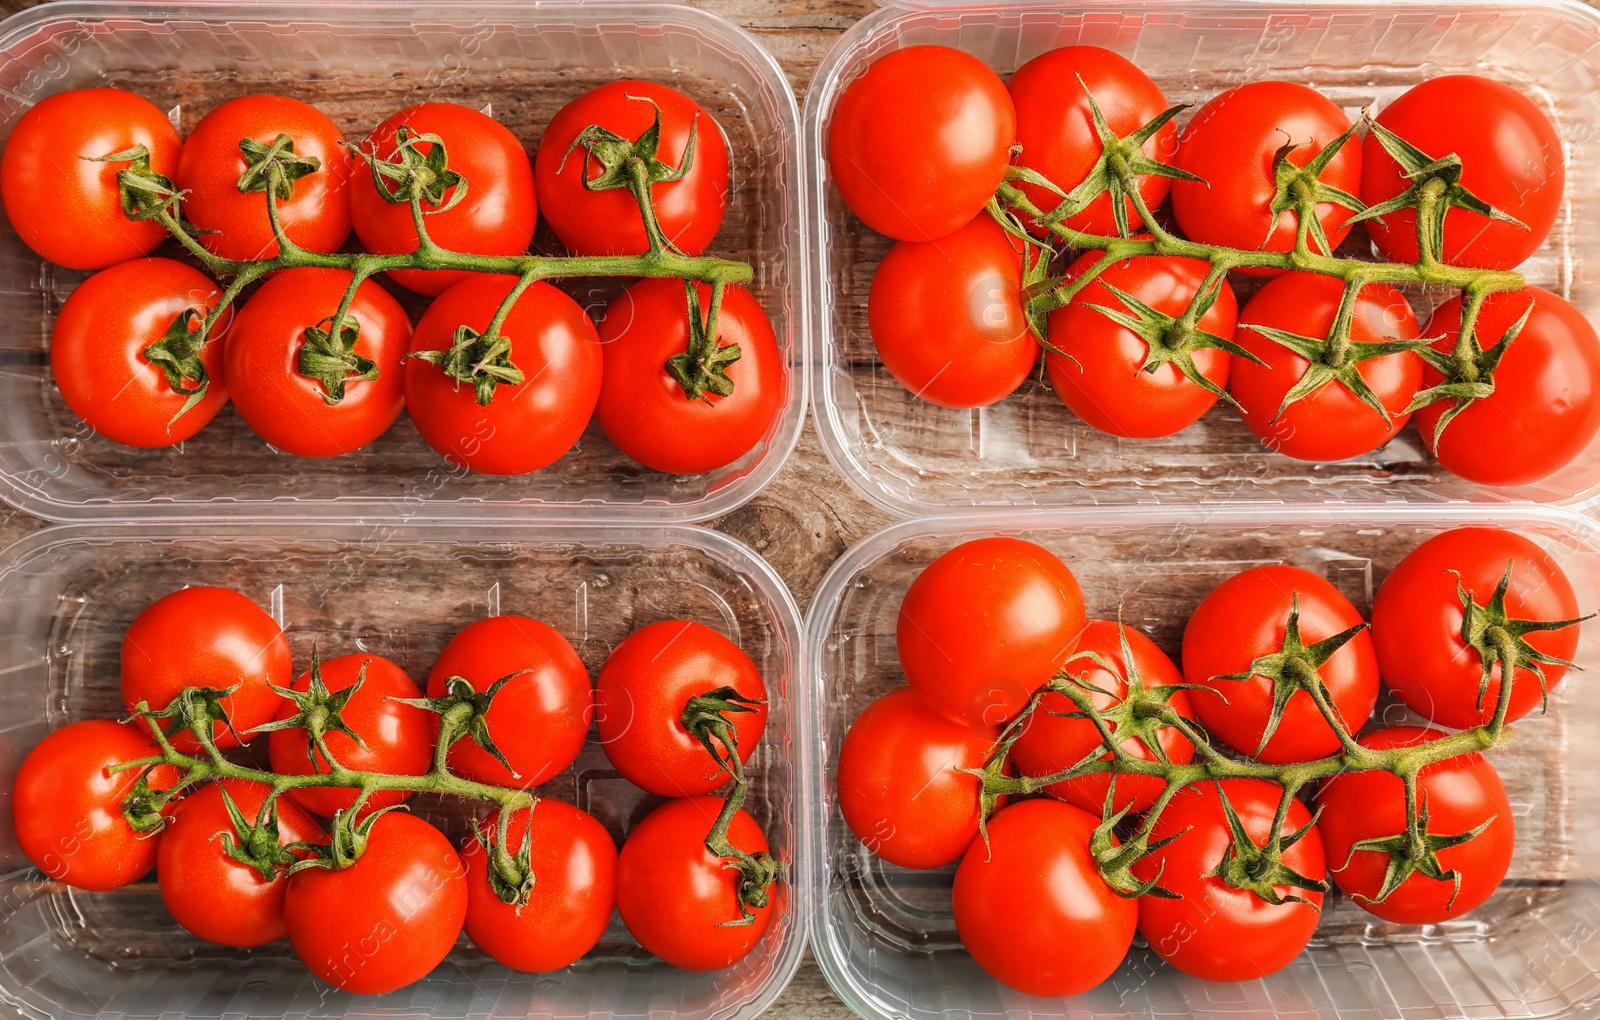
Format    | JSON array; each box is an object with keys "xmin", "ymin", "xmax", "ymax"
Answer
[
  {"xmin": 0, "ymin": 522, "xmax": 809, "ymax": 1020},
  {"xmin": 0, "ymin": 0, "xmax": 806, "ymax": 522},
  {"xmin": 806, "ymin": 0, "xmax": 1600, "ymax": 516},
  {"xmin": 806, "ymin": 506, "xmax": 1600, "ymax": 1020}
]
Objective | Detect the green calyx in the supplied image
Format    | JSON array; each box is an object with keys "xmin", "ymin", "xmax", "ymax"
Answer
[
  {"xmin": 665, "ymin": 280, "xmax": 742, "ymax": 403},
  {"xmin": 297, "ymin": 316, "xmax": 377, "ymax": 405},
  {"xmin": 142, "ymin": 309, "xmax": 214, "ymax": 428},
  {"xmin": 394, "ymin": 672, "xmax": 530, "ymax": 780},
  {"xmin": 404, "ymin": 324, "xmax": 525, "ymax": 406},
  {"xmin": 1343, "ymin": 789, "xmax": 1492, "ymax": 910},
  {"xmin": 356, "ymin": 126, "xmax": 467, "ymax": 211},
  {"xmin": 1207, "ymin": 782, "xmax": 1328, "ymax": 905},
  {"xmin": 119, "ymin": 767, "xmax": 175, "ymax": 835},
  {"xmin": 294, "ymin": 804, "xmax": 397, "ymax": 874},
  {"xmin": 1089, "ymin": 783, "xmax": 1184, "ymax": 898},
  {"xmin": 237, "ymin": 134, "xmax": 321, "ymax": 200},
  {"xmin": 1453, "ymin": 560, "xmax": 1595, "ymax": 715},
  {"xmin": 131, "ymin": 681, "xmax": 247, "ymax": 748},
  {"xmin": 1263, "ymin": 122, "xmax": 1366, "ymax": 256},
  {"xmin": 1086, "ymin": 275, "xmax": 1261, "ymax": 407},
  {"xmin": 92, "ymin": 143, "xmax": 182, "ymax": 222},
  {"xmin": 478, "ymin": 805, "xmax": 538, "ymax": 908},
  {"xmin": 1406, "ymin": 298, "xmax": 1527, "ymax": 446},
  {"xmin": 248, "ymin": 646, "xmax": 369, "ymax": 770},
  {"xmin": 682, "ymin": 684, "xmax": 763, "ymax": 784},
  {"xmin": 213, "ymin": 783, "xmax": 301, "ymax": 880},
  {"xmin": 560, "ymin": 95, "xmax": 697, "ymax": 197}
]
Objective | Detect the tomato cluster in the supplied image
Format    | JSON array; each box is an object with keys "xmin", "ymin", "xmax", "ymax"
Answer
[{"xmin": 837, "ymin": 528, "xmax": 1587, "ymax": 994}]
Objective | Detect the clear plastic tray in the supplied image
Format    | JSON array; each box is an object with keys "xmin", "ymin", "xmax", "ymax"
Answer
[
  {"xmin": 0, "ymin": 0, "xmax": 807, "ymax": 523},
  {"xmin": 0, "ymin": 521, "xmax": 810, "ymax": 1020},
  {"xmin": 805, "ymin": 0, "xmax": 1600, "ymax": 517},
  {"xmin": 805, "ymin": 505, "xmax": 1600, "ymax": 1020}
]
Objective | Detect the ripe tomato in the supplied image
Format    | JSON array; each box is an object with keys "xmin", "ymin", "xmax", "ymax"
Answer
[
  {"xmin": 899, "ymin": 537, "xmax": 1086, "ymax": 729},
  {"xmin": 1372, "ymin": 528, "xmax": 1583, "ymax": 729},
  {"xmin": 51, "ymin": 258, "xmax": 232, "ymax": 448},
  {"xmin": 595, "ymin": 619, "xmax": 767, "ymax": 798},
  {"xmin": 462, "ymin": 801, "xmax": 616, "ymax": 972},
  {"xmin": 1, "ymin": 88, "xmax": 179, "ymax": 269},
  {"xmin": 952, "ymin": 798, "xmax": 1135, "ymax": 997},
  {"xmin": 157, "ymin": 779, "xmax": 323, "ymax": 947},
  {"xmin": 595, "ymin": 279, "xmax": 783, "ymax": 474},
  {"xmin": 1173, "ymin": 81, "xmax": 1361, "ymax": 263},
  {"xmin": 1009, "ymin": 46, "xmax": 1176, "ymax": 237},
  {"xmin": 1134, "ymin": 778, "xmax": 1326, "ymax": 981},
  {"xmin": 405, "ymin": 274, "xmax": 601, "ymax": 475},
  {"xmin": 177, "ymin": 94, "xmax": 352, "ymax": 260},
  {"xmin": 267, "ymin": 653, "xmax": 435, "ymax": 818},
  {"xmin": 122, "ymin": 585, "xmax": 291, "ymax": 752},
  {"xmin": 12, "ymin": 720, "xmax": 178, "ymax": 892},
  {"xmin": 223, "ymin": 267, "xmax": 410, "ymax": 457},
  {"xmin": 1231, "ymin": 274, "xmax": 1421, "ymax": 461},
  {"xmin": 1045, "ymin": 251, "xmax": 1239, "ymax": 437},
  {"xmin": 426, "ymin": 615, "xmax": 591, "ymax": 789},
  {"xmin": 866, "ymin": 214, "xmax": 1034, "ymax": 409},
  {"xmin": 1316, "ymin": 726, "xmax": 1515, "ymax": 924},
  {"xmin": 828, "ymin": 46, "xmax": 1015, "ymax": 242},
  {"xmin": 616, "ymin": 795, "xmax": 774, "ymax": 971},
  {"xmin": 284, "ymin": 811, "xmax": 466, "ymax": 994},
  {"xmin": 1009, "ymin": 619, "xmax": 1195, "ymax": 815},
  {"xmin": 535, "ymin": 80, "xmax": 729, "ymax": 256},
  {"xmin": 1414, "ymin": 287, "xmax": 1600, "ymax": 487},
  {"xmin": 351, "ymin": 102, "xmax": 536, "ymax": 295},
  {"xmin": 1182, "ymin": 564, "xmax": 1379, "ymax": 763},
  {"xmin": 1361, "ymin": 76, "xmax": 1561, "ymax": 269}
]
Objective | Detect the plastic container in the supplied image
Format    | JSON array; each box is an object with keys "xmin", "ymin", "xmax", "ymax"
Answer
[
  {"xmin": 806, "ymin": 505, "xmax": 1600, "ymax": 1020},
  {"xmin": 806, "ymin": 0, "xmax": 1600, "ymax": 517},
  {"xmin": 0, "ymin": 0, "xmax": 806, "ymax": 523},
  {"xmin": 0, "ymin": 521, "xmax": 809, "ymax": 1020}
]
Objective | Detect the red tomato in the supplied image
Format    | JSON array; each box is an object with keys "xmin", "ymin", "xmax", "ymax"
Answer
[
  {"xmin": 953, "ymin": 798, "xmax": 1135, "ymax": 996},
  {"xmin": 2, "ymin": 88, "xmax": 179, "ymax": 269},
  {"xmin": 122, "ymin": 585, "xmax": 291, "ymax": 752},
  {"xmin": 595, "ymin": 279, "xmax": 783, "ymax": 474},
  {"xmin": 1181, "ymin": 564, "xmax": 1379, "ymax": 763},
  {"xmin": 12, "ymin": 720, "xmax": 178, "ymax": 892},
  {"xmin": 404, "ymin": 274, "xmax": 601, "ymax": 475},
  {"xmin": 1372, "ymin": 528, "xmax": 1583, "ymax": 729},
  {"xmin": 616, "ymin": 795, "xmax": 774, "ymax": 971},
  {"xmin": 426, "ymin": 615, "xmax": 591, "ymax": 789},
  {"xmin": 1414, "ymin": 287, "xmax": 1600, "ymax": 487},
  {"xmin": 1361, "ymin": 76, "xmax": 1562, "ymax": 269},
  {"xmin": 828, "ymin": 45, "xmax": 1015, "ymax": 241},
  {"xmin": 177, "ymin": 94, "xmax": 352, "ymax": 260},
  {"xmin": 351, "ymin": 103, "xmax": 536, "ymax": 295},
  {"xmin": 534, "ymin": 80, "xmax": 729, "ymax": 256},
  {"xmin": 223, "ymin": 267, "xmax": 410, "ymax": 457},
  {"xmin": 867, "ymin": 214, "xmax": 1034, "ymax": 409},
  {"xmin": 1231, "ymin": 274, "xmax": 1421, "ymax": 461},
  {"xmin": 1316, "ymin": 726, "xmax": 1515, "ymax": 924},
  {"xmin": 595, "ymin": 619, "xmax": 767, "ymax": 798},
  {"xmin": 462, "ymin": 801, "xmax": 617, "ymax": 972},
  {"xmin": 1046, "ymin": 251, "xmax": 1239, "ymax": 437},
  {"xmin": 51, "ymin": 258, "xmax": 232, "ymax": 448}
]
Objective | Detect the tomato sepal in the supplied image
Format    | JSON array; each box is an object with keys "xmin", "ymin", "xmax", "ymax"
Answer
[
  {"xmin": 1207, "ymin": 781, "xmax": 1328, "ymax": 905},
  {"xmin": 393, "ymin": 672, "xmax": 529, "ymax": 780},
  {"xmin": 473, "ymin": 805, "xmax": 539, "ymax": 907},
  {"xmin": 212, "ymin": 781, "xmax": 302, "ymax": 880},
  {"xmin": 1451, "ymin": 560, "xmax": 1596, "ymax": 715},
  {"xmin": 665, "ymin": 280, "xmax": 743, "ymax": 403},
  {"xmin": 236, "ymin": 133, "xmax": 322, "ymax": 201},
  {"xmin": 118, "ymin": 766, "xmax": 177, "ymax": 835},
  {"xmin": 1243, "ymin": 315, "xmax": 1433, "ymax": 426},
  {"xmin": 289, "ymin": 801, "xmax": 401, "ymax": 875},
  {"xmin": 247, "ymin": 646, "xmax": 371, "ymax": 769},
  {"xmin": 139, "ymin": 307, "xmax": 218, "ymax": 433},
  {"xmin": 1263, "ymin": 121, "xmax": 1366, "ymax": 257},
  {"xmin": 92, "ymin": 143, "xmax": 183, "ymax": 223},
  {"xmin": 1405, "ymin": 300, "xmax": 1528, "ymax": 445},
  {"xmin": 1088, "ymin": 782, "xmax": 1183, "ymax": 899},
  {"xmin": 404, "ymin": 323, "xmax": 525, "ymax": 406},
  {"xmin": 295, "ymin": 315, "xmax": 379, "ymax": 406},
  {"xmin": 1340, "ymin": 790, "xmax": 1494, "ymax": 911},
  {"xmin": 1087, "ymin": 274, "xmax": 1258, "ymax": 407},
  {"xmin": 354, "ymin": 126, "xmax": 468, "ymax": 212}
]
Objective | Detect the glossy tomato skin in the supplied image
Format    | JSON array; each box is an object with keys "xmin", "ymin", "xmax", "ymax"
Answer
[
  {"xmin": 1010, "ymin": 619, "xmax": 1195, "ymax": 815},
  {"xmin": 595, "ymin": 620, "xmax": 767, "ymax": 798},
  {"xmin": 616, "ymin": 796, "xmax": 774, "ymax": 971},
  {"xmin": 1372, "ymin": 528, "xmax": 1581, "ymax": 728},
  {"xmin": 51, "ymin": 258, "xmax": 232, "ymax": 448},
  {"xmin": 595, "ymin": 279, "xmax": 783, "ymax": 474},
  {"xmin": 1009, "ymin": 46, "xmax": 1176, "ymax": 236},
  {"xmin": 1046, "ymin": 251, "xmax": 1239, "ymax": 437},
  {"xmin": 405, "ymin": 275, "xmax": 601, "ymax": 475},
  {"xmin": 178, "ymin": 94, "xmax": 352, "ymax": 260},
  {"xmin": 1415, "ymin": 288, "xmax": 1600, "ymax": 487},
  {"xmin": 426, "ymin": 615, "xmax": 591, "ymax": 789},
  {"xmin": 535, "ymin": 80, "xmax": 728, "ymax": 257},
  {"xmin": 1, "ymin": 88, "xmax": 179, "ymax": 269},
  {"xmin": 224, "ymin": 267, "xmax": 410, "ymax": 457},
  {"xmin": 267, "ymin": 653, "xmax": 435, "ymax": 818},
  {"xmin": 122, "ymin": 586, "xmax": 291, "ymax": 752},
  {"xmin": 1231, "ymin": 274, "xmax": 1421, "ymax": 461},
  {"xmin": 1134, "ymin": 778, "xmax": 1326, "ymax": 981},
  {"xmin": 1361, "ymin": 76, "xmax": 1562, "ymax": 269},
  {"xmin": 1316, "ymin": 726, "xmax": 1515, "ymax": 924},
  {"xmin": 157, "ymin": 779, "xmax": 323, "ymax": 947},
  {"xmin": 1182, "ymin": 564, "xmax": 1378, "ymax": 763},
  {"xmin": 828, "ymin": 46, "xmax": 1015, "ymax": 242},
  {"xmin": 462, "ymin": 802, "xmax": 616, "ymax": 972},
  {"xmin": 953, "ymin": 798, "xmax": 1136, "ymax": 997},
  {"xmin": 351, "ymin": 103, "xmax": 536, "ymax": 295},
  {"xmin": 284, "ymin": 812, "xmax": 467, "ymax": 994},
  {"xmin": 12, "ymin": 720, "xmax": 178, "ymax": 892},
  {"xmin": 899, "ymin": 537, "xmax": 1086, "ymax": 729},
  {"xmin": 867, "ymin": 214, "xmax": 1034, "ymax": 409}
]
